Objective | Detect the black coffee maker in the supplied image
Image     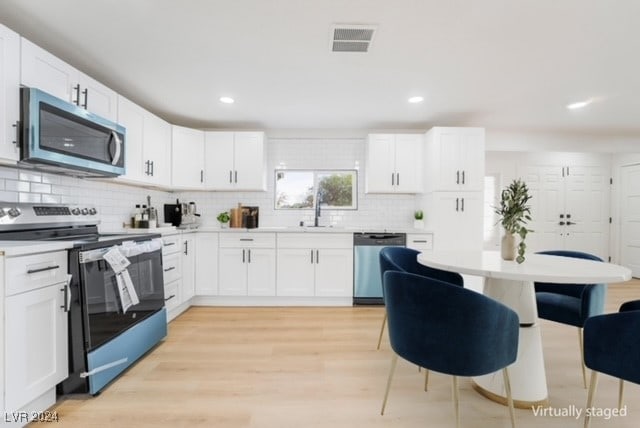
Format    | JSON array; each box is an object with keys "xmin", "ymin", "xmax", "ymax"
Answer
[{"xmin": 163, "ymin": 200, "xmax": 182, "ymax": 227}]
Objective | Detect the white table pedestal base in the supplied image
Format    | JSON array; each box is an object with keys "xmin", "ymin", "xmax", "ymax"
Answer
[{"xmin": 472, "ymin": 277, "xmax": 549, "ymax": 408}]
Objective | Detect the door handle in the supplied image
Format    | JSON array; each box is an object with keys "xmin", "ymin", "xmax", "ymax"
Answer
[
  {"xmin": 462, "ymin": 170, "xmax": 465, "ymax": 184},
  {"xmin": 200, "ymin": 170, "xmax": 204, "ymax": 183},
  {"xmin": 150, "ymin": 161, "xmax": 154, "ymax": 176},
  {"xmin": 164, "ymin": 294, "xmax": 176, "ymax": 302},
  {"xmin": 82, "ymin": 88, "xmax": 88, "ymax": 109},
  {"xmin": 567, "ymin": 221, "xmax": 576, "ymax": 226},
  {"xmin": 235, "ymin": 170, "xmax": 238, "ymax": 183},
  {"xmin": 559, "ymin": 221, "xmax": 566, "ymax": 226},
  {"xmin": 461, "ymin": 198, "xmax": 465, "ymax": 212},
  {"xmin": 27, "ymin": 265, "xmax": 60, "ymax": 274},
  {"xmin": 144, "ymin": 160, "xmax": 150, "ymax": 175},
  {"xmin": 73, "ymin": 84, "xmax": 81, "ymax": 105},
  {"xmin": 12, "ymin": 121, "xmax": 19, "ymax": 146},
  {"xmin": 316, "ymin": 249, "xmax": 319, "ymax": 263},
  {"xmin": 60, "ymin": 275, "xmax": 72, "ymax": 312},
  {"xmin": 242, "ymin": 249, "xmax": 246, "ymax": 263},
  {"xmin": 456, "ymin": 170, "xmax": 460, "ymax": 184},
  {"xmin": 455, "ymin": 198, "xmax": 459, "ymax": 212},
  {"xmin": 391, "ymin": 173, "xmax": 395, "ymax": 186},
  {"xmin": 109, "ymin": 131, "xmax": 122, "ymax": 166},
  {"xmin": 311, "ymin": 249, "xmax": 314, "ymax": 264},
  {"xmin": 183, "ymin": 240, "xmax": 188, "ymax": 255},
  {"xmin": 229, "ymin": 170, "xmax": 233, "ymax": 183},
  {"xmin": 248, "ymin": 249, "xmax": 251, "ymax": 263},
  {"xmin": 396, "ymin": 173, "xmax": 399, "ymax": 186},
  {"xmin": 164, "ymin": 266, "xmax": 176, "ymax": 272}
]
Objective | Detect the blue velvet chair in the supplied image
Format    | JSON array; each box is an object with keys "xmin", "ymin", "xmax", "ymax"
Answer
[
  {"xmin": 583, "ymin": 300, "xmax": 640, "ymax": 428},
  {"xmin": 381, "ymin": 271, "xmax": 518, "ymax": 428},
  {"xmin": 378, "ymin": 247, "xmax": 464, "ymax": 391},
  {"xmin": 534, "ymin": 250, "xmax": 606, "ymax": 387}
]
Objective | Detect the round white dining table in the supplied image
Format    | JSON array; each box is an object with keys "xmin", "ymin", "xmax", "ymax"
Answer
[{"xmin": 417, "ymin": 250, "xmax": 632, "ymax": 408}]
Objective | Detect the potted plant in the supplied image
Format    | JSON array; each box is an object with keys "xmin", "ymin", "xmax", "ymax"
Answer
[
  {"xmin": 414, "ymin": 210, "xmax": 424, "ymax": 229},
  {"xmin": 494, "ymin": 179, "xmax": 532, "ymax": 263},
  {"xmin": 217, "ymin": 211, "xmax": 230, "ymax": 228}
]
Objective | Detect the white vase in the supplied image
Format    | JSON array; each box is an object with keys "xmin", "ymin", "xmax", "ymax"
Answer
[
  {"xmin": 413, "ymin": 219, "xmax": 424, "ymax": 229},
  {"xmin": 501, "ymin": 232, "xmax": 516, "ymax": 261}
]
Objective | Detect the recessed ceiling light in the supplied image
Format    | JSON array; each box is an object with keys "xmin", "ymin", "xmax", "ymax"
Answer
[
  {"xmin": 566, "ymin": 99, "xmax": 592, "ymax": 110},
  {"xmin": 219, "ymin": 97, "xmax": 234, "ymax": 104},
  {"xmin": 408, "ymin": 96, "xmax": 424, "ymax": 103}
]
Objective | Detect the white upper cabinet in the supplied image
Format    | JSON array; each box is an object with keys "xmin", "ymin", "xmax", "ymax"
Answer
[
  {"xmin": 21, "ymin": 38, "xmax": 117, "ymax": 121},
  {"xmin": 0, "ymin": 24, "xmax": 20, "ymax": 162},
  {"xmin": 172, "ymin": 125, "xmax": 205, "ymax": 189},
  {"xmin": 204, "ymin": 131, "xmax": 266, "ymax": 191},
  {"xmin": 117, "ymin": 96, "xmax": 146, "ymax": 182},
  {"xmin": 424, "ymin": 127, "xmax": 485, "ymax": 192},
  {"xmin": 143, "ymin": 110, "xmax": 172, "ymax": 186},
  {"xmin": 365, "ymin": 133, "xmax": 423, "ymax": 193}
]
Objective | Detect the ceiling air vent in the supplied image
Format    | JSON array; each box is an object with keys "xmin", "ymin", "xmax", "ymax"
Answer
[{"xmin": 331, "ymin": 24, "xmax": 377, "ymax": 53}]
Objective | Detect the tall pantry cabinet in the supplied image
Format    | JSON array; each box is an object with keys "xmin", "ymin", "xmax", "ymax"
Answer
[{"xmin": 419, "ymin": 127, "xmax": 485, "ymax": 289}]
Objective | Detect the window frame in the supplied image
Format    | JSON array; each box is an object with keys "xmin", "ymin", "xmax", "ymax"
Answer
[{"xmin": 274, "ymin": 169, "xmax": 358, "ymax": 210}]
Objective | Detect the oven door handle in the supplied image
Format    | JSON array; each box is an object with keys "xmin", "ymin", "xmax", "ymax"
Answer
[{"xmin": 80, "ymin": 357, "xmax": 128, "ymax": 378}]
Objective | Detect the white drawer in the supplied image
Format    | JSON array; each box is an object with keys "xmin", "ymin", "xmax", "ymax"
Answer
[
  {"xmin": 164, "ymin": 280, "xmax": 180, "ymax": 312},
  {"xmin": 277, "ymin": 233, "xmax": 353, "ymax": 249},
  {"xmin": 162, "ymin": 253, "xmax": 181, "ymax": 283},
  {"xmin": 219, "ymin": 233, "xmax": 276, "ymax": 248},
  {"xmin": 406, "ymin": 233, "xmax": 434, "ymax": 251},
  {"xmin": 5, "ymin": 251, "xmax": 68, "ymax": 296},
  {"xmin": 162, "ymin": 234, "xmax": 180, "ymax": 255}
]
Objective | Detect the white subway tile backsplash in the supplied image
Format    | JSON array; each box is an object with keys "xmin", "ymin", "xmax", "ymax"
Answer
[
  {"xmin": 19, "ymin": 172, "xmax": 42, "ymax": 183},
  {"xmin": 0, "ymin": 190, "xmax": 18, "ymax": 202},
  {"xmin": 0, "ymin": 169, "xmax": 18, "ymax": 180},
  {"xmin": 5, "ymin": 180, "xmax": 30, "ymax": 192},
  {"xmin": 19, "ymin": 192, "xmax": 41, "ymax": 203},
  {"xmin": 41, "ymin": 194, "xmax": 62, "ymax": 204},
  {"xmin": 30, "ymin": 183, "xmax": 51, "ymax": 194}
]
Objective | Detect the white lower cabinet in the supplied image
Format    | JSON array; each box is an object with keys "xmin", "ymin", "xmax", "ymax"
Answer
[
  {"xmin": 161, "ymin": 233, "xmax": 186, "ymax": 322},
  {"xmin": 195, "ymin": 233, "xmax": 219, "ymax": 295},
  {"xmin": 181, "ymin": 234, "xmax": 196, "ymax": 302},
  {"xmin": 218, "ymin": 233, "xmax": 276, "ymax": 296},
  {"xmin": 2, "ymin": 250, "xmax": 69, "ymax": 420},
  {"xmin": 406, "ymin": 233, "xmax": 434, "ymax": 252},
  {"xmin": 277, "ymin": 233, "xmax": 353, "ymax": 297}
]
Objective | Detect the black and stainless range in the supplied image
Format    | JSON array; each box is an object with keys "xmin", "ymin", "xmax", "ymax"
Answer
[{"xmin": 0, "ymin": 203, "xmax": 167, "ymax": 395}]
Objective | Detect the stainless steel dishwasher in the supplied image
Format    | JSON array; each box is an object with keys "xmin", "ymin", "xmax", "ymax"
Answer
[{"xmin": 353, "ymin": 232, "xmax": 406, "ymax": 305}]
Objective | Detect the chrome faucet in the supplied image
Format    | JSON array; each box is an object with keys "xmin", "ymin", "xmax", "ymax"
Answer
[{"xmin": 314, "ymin": 189, "xmax": 323, "ymax": 227}]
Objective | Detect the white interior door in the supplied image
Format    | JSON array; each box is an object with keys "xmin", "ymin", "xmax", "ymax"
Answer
[
  {"xmin": 519, "ymin": 165, "xmax": 564, "ymax": 252},
  {"xmin": 564, "ymin": 166, "xmax": 610, "ymax": 259},
  {"xmin": 621, "ymin": 164, "xmax": 640, "ymax": 277}
]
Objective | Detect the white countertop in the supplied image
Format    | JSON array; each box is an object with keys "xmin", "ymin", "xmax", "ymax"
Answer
[
  {"xmin": 0, "ymin": 240, "xmax": 74, "ymax": 257},
  {"xmin": 113, "ymin": 226, "xmax": 433, "ymax": 234},
  {"xmin": 418, "ymin": 250, "xmax": 632, "ymax": 284}
]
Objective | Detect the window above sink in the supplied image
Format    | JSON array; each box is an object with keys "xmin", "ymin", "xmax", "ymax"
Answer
[{"xmin": 274, "ymin": 169, "xmax": 357, "ymax": 210}]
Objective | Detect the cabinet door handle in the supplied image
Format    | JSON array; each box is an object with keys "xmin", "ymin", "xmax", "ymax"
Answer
[
  {"xmin": 235, "ymin": 170, "xmax": 238, "ymax": 183},
  {"xmin": 164, "ymin": 242, "xmax": 176, "ymax": 247},
  {"xmin": 461, "ymin": 198, "xmax": 465, "ymax": 212},
  {"xmin": 229, "ymin": 170, "xmax": 233, "ymax": 183},
  {"xmin": 456, "ymin": 170, "xmax": 460, "ymax": 184},
  {"xmin": 183, "ymin": 241, "xmax": 188, "ymax": 255},
  {"xmin": 316, "ymin": 249, "xmax": 319, "ymax": 264},
  {"xmin": 462, "ymin": 170, "xmax": 465, "ymax": 184},
  {"xmin": 239, "ymin": 238, "xmax": 254, "ymax": 241},
  {"xmin": 82, "ymin": 88, "xmax": 88, "ymax": 109},
  {"xmin": 164, "ymin": 266, "xmax": 176, "ymax": 272},
  {"xmin": 396, "ymin": 173, "xmax": 399, "ymax": 186},
  {"xmin": 60, "ymin": 277, "xmax": 71, "ymax": 312},
  {"xmin": 391, "ymin": 173, "xmax": 395, "ymax": 186},
  {"xmin": 164, "ymin": 294, "xmax": 176, "ymax": 302},
  {"xmin": 27, "ymin": 265, "xmax": 60, "ymax": 274},
  {"xmin": 12, "ymin": 121, "xmax": 19, "ymax": 146},
  {"xmin": 144, "ymin": 160, "xmax": 150, "ymax": 175},
  {"xmin": 456, "ymin": 198, "xmax": 459, "ymax": 212},
  {"xmin": 150, "ymin": 161, "xmax": 154, "ymax": 176},
  {"xmin": 200, "ymin": 170, "xmax": 204, "ymax": 183},
  {"xmin": 413, "ymin": 240, "xmax": 428, "ymax": 243},
  {"xmin": 311, "ymin": 249, "xmax": 314, "ymax": 264},
  {"xmin": 248, "ymin": 249, "xmax": 251, "ymax": 263},
  {"xmin": 73, "ymin": 84, "xmax": 81, "ymax": 105},
  {"xmin": 566, "ymin": 167, "xmax": 570, "ymax": 176}
]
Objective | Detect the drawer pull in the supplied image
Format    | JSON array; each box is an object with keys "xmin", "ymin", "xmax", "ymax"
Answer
[
  {"xmin": 239, "ymin": 238, "xmax": 254, "ymax": 242},
  {"xmin": 412, "ymin": 240, "xmax": 428, "ymax": 243},
  {"xmin": 27, "ymin": 265, "xmax": 60, "ymax": 274},
  {"xmin": 165, "ymin": 294, "xmax": 176, "ymax": 302},
  {"xmin": 164, "ymin": 266, "xmax": 176, "ymax": 272},
  {"xmin": 163, "ymin": 242, "xmax": 176, "ymax": 246}
]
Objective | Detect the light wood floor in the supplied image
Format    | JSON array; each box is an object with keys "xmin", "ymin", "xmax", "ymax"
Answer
[{"xmin": 42, "ymin": 280, "xmax": 640, "ymax": 427}]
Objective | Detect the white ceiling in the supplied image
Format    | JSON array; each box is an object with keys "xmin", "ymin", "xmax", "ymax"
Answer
[{"xmin": 1, "ymin": 0, "xmax": 639, "ymax": 134}]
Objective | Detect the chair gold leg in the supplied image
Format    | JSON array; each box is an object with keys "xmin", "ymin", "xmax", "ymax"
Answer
[
  {"xmin": 503, "ymin": 368, "xmax": 516, "ymax": 428},
  {"xmin": 424, "ymin": 369, "xmax": 430, "ymax": 391},
  {"xmin": 377, "ymin": 312, "xmax": 387, "ymax": 350},
  {"xmin": 381, "ymin": 353, "xmax": 398, "ymax": 415},
  {"xmin": 618, "ymin": 379, "xmax": 624, "ymax": 410},
  {"xmin": 584, "ymin": 371, "xmax": 599, "ymax": 428},
  {"xmin": 452, "ymin": 376, "xmax": 460, "ymax": 428},
  {"xmin": 578, "ymin": 328, "xmax": 587, "ymax": 388}
]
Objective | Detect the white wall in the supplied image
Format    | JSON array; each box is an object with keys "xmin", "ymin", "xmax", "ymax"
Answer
[{"xmin": 487, "ymin": 130, "xmax": 640, "ymax": 153}]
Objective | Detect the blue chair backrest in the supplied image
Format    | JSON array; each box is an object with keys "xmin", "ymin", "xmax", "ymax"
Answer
[
  {"xmin": 535, "ymin": 250, "xmax": 606, "ymax": 301},
  {"xmin": 383, "ymin": 270, "xmax": 519, "ymax": 377},
  {"xmin": 380, "ymin": 246, "xmax": 463, "ymax": 287}
]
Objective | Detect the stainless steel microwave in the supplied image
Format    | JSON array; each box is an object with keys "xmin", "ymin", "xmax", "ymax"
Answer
[{"xmin": 20, "ymin": 87, "xmax": 125, "ymax": 177}]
